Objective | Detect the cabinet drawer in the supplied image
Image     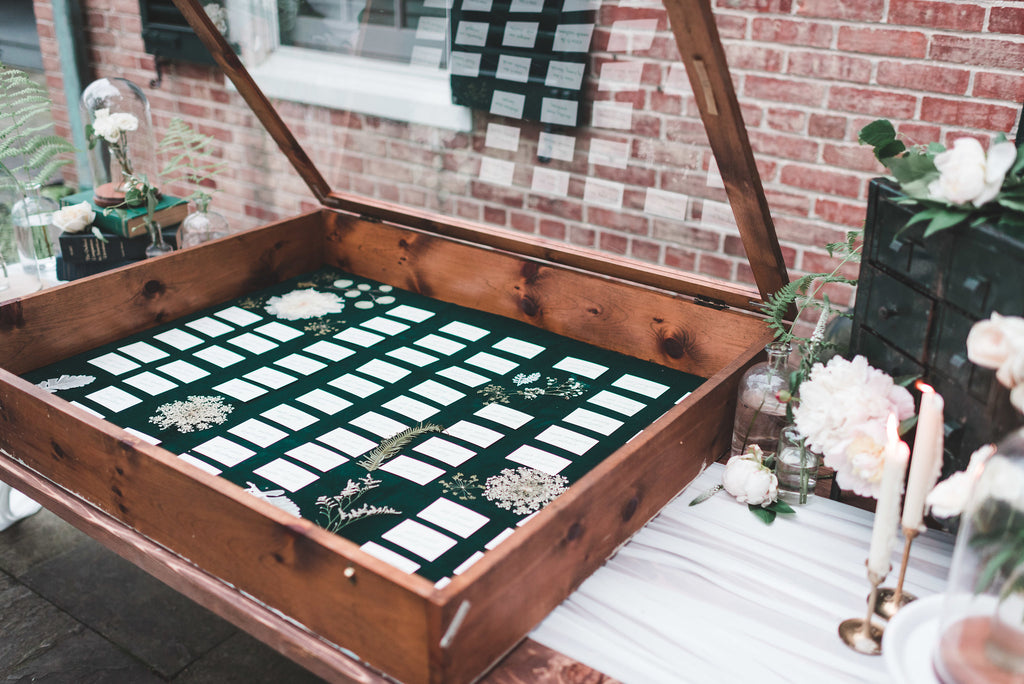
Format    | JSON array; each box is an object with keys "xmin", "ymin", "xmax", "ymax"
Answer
[
  {"xmin": 858, "ymin": 266, "xmax": 934, "ymax": 363},
  {"xmin": 946, "ymin": 227, "xmax": 1024, "ymax": 318},
  {"xmin": 867, "ymin": 181, "xmax": 944, "ymax": 292},
  {"xmin": 851, "ymin": 325, "xmax": 924, "ymax": 380}
]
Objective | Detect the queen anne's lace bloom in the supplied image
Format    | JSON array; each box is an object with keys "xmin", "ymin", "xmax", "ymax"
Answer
[
  {"xmin": 149, "ymin": 395, "xmax": 233, "ymax": 433},
  {"xmin": 264, "ymin": 288, "xmax": 344, "ymax": 320},
  {"xmin": 483, "ymin": 467, "xmax": 568, "ymax": 515}
]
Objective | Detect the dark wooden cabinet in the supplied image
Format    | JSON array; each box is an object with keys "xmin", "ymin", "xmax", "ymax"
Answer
[{"xmin": 851, "ymin": 178, "xmax": 1024, "ymax": 474}]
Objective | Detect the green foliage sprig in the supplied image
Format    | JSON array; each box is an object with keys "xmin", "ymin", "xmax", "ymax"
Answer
[
  {"xmin": 357, "ymin": 423, "xmax": 444, "ymax": 471},
  {"xmin": 158, "ymin": 118, "xmax": 226, "ymax": 212}
]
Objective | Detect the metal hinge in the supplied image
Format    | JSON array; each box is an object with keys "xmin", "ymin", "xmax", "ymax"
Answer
[{"xmin": 694, "ymin": 295, "xmax": 728, "ymax": 310}]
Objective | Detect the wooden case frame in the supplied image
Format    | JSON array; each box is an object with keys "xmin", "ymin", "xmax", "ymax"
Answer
[{"xmin": 0, "ymin": 2, "xmax": 787, "ymax": 682}]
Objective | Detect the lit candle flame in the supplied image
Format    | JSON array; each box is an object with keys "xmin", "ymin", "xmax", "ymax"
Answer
[{"xmin": 915, "ymin": 380, "xmax": 934, "ymax": 395}]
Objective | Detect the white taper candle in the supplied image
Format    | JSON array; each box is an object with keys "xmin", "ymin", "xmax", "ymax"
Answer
[{"xmin": 868, "ymin": 414, "xmax": 909, "ymax": 578}]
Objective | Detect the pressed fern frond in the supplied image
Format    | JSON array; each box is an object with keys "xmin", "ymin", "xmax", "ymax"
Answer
[
  {"xmin": 0, "ymin": 63, "xmax": 75, "ymax": 189},
  {"xmin": 357, "ymin": 422, "xmax": 444, "ymax": 471}
]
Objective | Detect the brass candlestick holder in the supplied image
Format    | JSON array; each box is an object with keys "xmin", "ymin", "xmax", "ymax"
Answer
[
  {"xmin": 839, "ymin": 569, "xmax": 886, "ymax": 655},
  {"xmin": 874, "ymin": 528, "xmax": 919, "ymax": 620}
]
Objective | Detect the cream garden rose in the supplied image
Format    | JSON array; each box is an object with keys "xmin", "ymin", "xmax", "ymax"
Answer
[
  {"xmin": 967, "ymin": 313, "xmax": 1024, "ymax": 371},
  {"xmin": 722, "ymin": 447, "xmax": 778, "ymax": 507},
  {"xmin": 928, "ymin": 137, "xmax": 1017, "ymax": 207},
  {"xmin": 51, "ymin": 201, "xmax": 95, "ymax": 234}
]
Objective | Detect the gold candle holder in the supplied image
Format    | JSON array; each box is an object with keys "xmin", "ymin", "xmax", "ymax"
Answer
[
  {"xmin": 839, "ymin": 569, "xmax": 886, "ymax": 655},
  {"xmin": 874, "ymin": 528, "xmax": 919, "ymax": 620}
]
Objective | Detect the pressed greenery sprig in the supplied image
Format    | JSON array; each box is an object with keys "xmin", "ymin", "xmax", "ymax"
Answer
[
  {"xmin": 357, "ymin": 423, "xmax": 444, "ymax": 471},
  {"xmin": 158, "ymin": 117, "xmax": 226, "ymax": 212}
]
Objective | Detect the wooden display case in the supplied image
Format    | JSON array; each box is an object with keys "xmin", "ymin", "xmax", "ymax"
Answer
[{"xmin": 0, "ymin": 1, "xmax": 789, "ymax": 682}]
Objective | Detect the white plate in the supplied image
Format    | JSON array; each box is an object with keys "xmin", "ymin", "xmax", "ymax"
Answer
[{"xmin": 883, "ymin": 594, "xmax": 944, "ymax": 684}]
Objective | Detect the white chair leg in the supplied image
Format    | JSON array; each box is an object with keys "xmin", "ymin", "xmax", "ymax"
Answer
[{"xmin": 0, "ymin": 482, "xmax": 42, "ymax": 532}]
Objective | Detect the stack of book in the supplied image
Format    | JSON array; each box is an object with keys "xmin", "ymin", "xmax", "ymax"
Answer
[{"xmin": 57, "ymin": 191, "xmax": 187, "ymax": 281}]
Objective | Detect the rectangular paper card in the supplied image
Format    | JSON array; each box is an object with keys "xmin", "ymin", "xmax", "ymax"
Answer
[
  {"xmin": 410, "ymin": 45, "xmax": 442, "ymax": 69},
  {"xmin": 382, "ymin": 519, "xmax": 457, "ymax": 562},
  {"xmin": 562, "ymin": 0, "xmax": 601, "ymax": 10},
  {"xmin": 303, "ymin": 340, "xmax": 355, "ymax": 362},
  {"xmin": 438, "ymin": 321, "xmax": 488, "ymax": 342},
  {"xmin": 329, "ymin": 373, "xmax": 384, "ymax": 397},
  {"xmin": 451, "ymin": 51, "xmax": 482, "ymax": 78},
  {"xmin": 383, "ymin": 395, "xmax": 440, "ymax": 422},
  {"xmin": 465, "ymin": 351, "xmax": 518, "ymax": 375},
  {"xmin": 492, "ymin": 337, "xmax": 544, "ymax": 359},
  {"xmin": 537, "ymin": 131, "xmax": 575, "ymax": 162},
  {"xmin": 598, "ymin": 60, "xmax": 644, "ymax": 91},
  {"xmin": 178, "ymin": 453, "xmax": 222, "ymax": 476},
  {"xmin": 379, "ymin": 455, "xmax": 445, "ymax": 485},
  {"xmin": 479, "ymin": 157, "xmax": 516, "ymax": 186},
  {"xmin": 387, "ymin": 305, "xmax": 435, "ymax": 323},
  {"xmin": 253, "ymin": 458, "xmax": 318, "ymax": 492},
  {"xmin": 410, "ymin": 379, "xmax": 465, "ymax": 406},
  {"xmin": 285, "ymin": 443, "xmax": 349, "ymax": 472},
  {"xmin": 88, "ymin": 352, "xmax": 140, "ymax": 376},
  {"xmin": 644, "ymin": 188, "xmax": 689, "ymax": 219},
  {"xmin": 156, "ymin": 360, "xmax": 210, "ymax": 383},
  {"xmin": 193, "ymin": 436, "xmax": 255, "ymax": 467},
  {"xmin": 274, "ymin": 353, "xmax": 327, "ymax": 376},
  {"xmin": 244, "ymin": 367, "xmax": 297, "ymax": 390},
  {"xmin": 335, "ymin": 328, "xmax": 384, "ymax": 347},
  {"xmin": 503, "ymin": 22, "xmax": 539, "ymax": 48},
  {"xmin": 123, "ymin": 427, "xmax": 160, "ymax": 445},
  {"xmin": 357, "ymin": 359, "xmax": 411, "ymax": 384},
  {"xmin": 229, "ymin": 419, "xmax": 288, "ymax": 448},
  {"xmin": 118, "ymin": 341, "xmax": 169, "ymax": 363},
  {"xmin": 296, "ymin": 388, "xmax": 353, "ymax": 415},
  {"xmin": 153, "ymin": 329, "xmax": 204, "ymax": 351},
  {"xmin": 413, "ymin": 437, "xmax": 476, "ymax": 467},
  {"xmin": 226, "ymin": 332, "xmax": 278, "ymax": 355},
  {"xmin": 360, "ymin": 542, "xmax": 420, "ymax": 574},
  {"xmin": 612, "ymin": 373, "xmax": 669, "ymax": 398},
  {"xmin": 85, "ymin": 386, "xmax": 142, "ymax": 412},
  {"xmin": 607, "ymin": 18, "xmax": 657, "ymax": 52},
  {"xmin": 588, "ymin": 389, "xmax": 646, "ymax": 416},
  {"xmin": 253, "ymin": 322, "xmax": 302, "ymax": 342},
  {"xmin": 509, "ymin": 0, "xmax": 543, "ymax": 11},
  {"xmin": 583, "ymin": 177, "xmax": 625, "ymax": 208},
  {"xmin": 700, "ymin": 199, "xmax": 738, "ymax": 234},
  {"xmin": 317, "ymin": 427, "xmax": 377, "ymax": 457},
  {"xmin": 70, "ymin": 400, "xmax": 103, "ymax": 419},
  {"xmin": 445, "ymin": 420, "xmax": 504, "ymax": 448},
  {"xmin": 462, "ymin": 0, "xmax": 492, "ymax": 9},
  {"xmin": 553, "ymin": 356, "xmax": 607, "ymax": 379},
  {"xmin": 591, "ymin": 100, "xmax": 634, "ymax": 129},
  {"xmin": 563, "ymin": 407, "xmax": 623, "ymax": 436},
  {"xmin": 261, "ymin": 404, "xmax": 319, "ymax": 431},
  {"xmin": 545, "ymin": 61, "xmax": 586, "ymax": 90},
  {"xmin": 215, "ymin": 306, "xmax": 263, "ymax": 327},
  {"xmin": 485, "ymin": 123, "xmax": 521, "ymax": 152},
  {"xmin": 423, "ymin": 0, "xmax": 453, "ymax": 6},
  {"xmin": 506, "ymin": 444, "xmax": 571, "ymax": 475},
  {"xmin": 387, "ymin": 347, "xmax": 439, "ymax": 367},
  {"xmin": 453, "ymin": 552, "xmax": 485, "ymax": 575},
  {"xmin": 496, "ymin": 55, "xmax": 531, "ymax": 83},
  {"xmin": 552, "ymin": 23, "xmax": 594, "ymax": 52},
  {"xmin": 415, "ymin": 334, "xmax": 465, "ymax": 356},
  {"xmin": 350, "ymin": 411, "xmax": 408, "ymax": 438},
  {"xmin": 186, "ymin": 316, "xmax": 234, "ymax": 338},
  {"xmin": 454, "ymin": 21, "xmax": 488, "ymax": 47},
  {"xmin": 475, "ymin": 403, "xmax": 533, "ymax": 429},
  {"xmin": 588, "ymin": 138, "xmax": 630, "ymax": 169},
  {"xmin": 530, "ymin": 167, "xmax": 570, "ymax": 197},
  {"xmin": 418, "ymin": 498, "xmax": 489, "ymax": 538},
  {"xmin": 213, "ymin": 378, "xmax": 268, "ymax": 402},
  {"xmin": 485, "ymin": 527, "xmax": 515, "ymax": 550},
  {"xmin": 437, "ymin": 366, "xmax": 490, "ymax": 388},
  {"xmin": 540, "ymin": 98, "xmax": 579, "ymax": 127},
  {"xmin": 535, "ymin": 425, "xmax": 598, "ymax": 455},
  {"xmin": 416, "ymin": 16, "xmax": 447, "ymax": 41},
  {"xmin": 362, "ymin": 316, "xmax": 410, "ymax": 336},
  {"xmin": 122, "ymin": 371, "xmax": 178, "ymax": 396},
  {"xmin": 193, "ymin": 345, "xmax": 245, "ymax": 368},
  {"xmin": 490, "ymin": 90, "xmax": 526, "ymax": 119}
]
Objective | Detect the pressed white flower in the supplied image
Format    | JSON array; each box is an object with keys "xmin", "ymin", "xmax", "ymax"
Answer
[
  {"xmin": 264, "ymin": 288, "xmax": 344, "ymax": 320},
  {"xmin": 149, "ymin": 395, "xmax": 233, "ymax": 432},
  {"xmin": 244, "ymin": 482, "xmax": 301, "ymax": 517},
  {"xmin": 52, "ymin": 201, "xmax": 95, "ymax": 234},
  {"xmin": 483, "ymin": 467, "xmax": 568, "ymax": 515}
]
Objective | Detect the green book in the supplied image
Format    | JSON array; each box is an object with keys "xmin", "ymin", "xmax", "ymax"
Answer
[{"xmin": 61, "ymin": 190, "xmax": 188, "ymax": 238}]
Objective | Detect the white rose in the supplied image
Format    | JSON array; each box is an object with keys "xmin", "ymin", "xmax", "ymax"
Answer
[
  {"xmin": 926, "ymin": 444, "xmax": 995, "ymax": 519},
  {"xmin": 997, "ymin": 351, "xmax": 1024, "ymax": 390},
  {"xmin": 51, "ymin": 201, "xmax": 95, "ymax": 234},
  {"xmin": 722, "ymin": 455, "xmax": 778, "ymax": 507},
  {"xmin": 967, "ymin": 313, "xmax": 1024, "ymax": 371},
  {"xmin": 1011, "ymin": 384, "xmax": 1024, "ymax": 414},
  {"xmin": 928, "ymin": 137, "xmax": 1017, "ymax": 207},
  {"xmin": 91, "ymin": 108, "xmax": 120, "ymax": 143},
  {"xmin": 109, "ymin": 112, "xmax": 138, "ymax": 134}
]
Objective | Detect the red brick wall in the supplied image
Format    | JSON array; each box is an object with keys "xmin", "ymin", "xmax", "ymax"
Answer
[{"xmin": 33, "ymin": 0, "xmax": 1024, "ymax": 311}]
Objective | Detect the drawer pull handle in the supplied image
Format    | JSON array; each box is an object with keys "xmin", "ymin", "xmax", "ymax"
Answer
[
  {"xmin": 963, "ymin": 276, "xmax": 989, "ymax": 297},
  {"xmin": 878, "ymin": 305, "xmax": 898, "ymax": 320},
  {"xmin": 888, "ymin": 238, "xmax": 904, "ymax": 253}
]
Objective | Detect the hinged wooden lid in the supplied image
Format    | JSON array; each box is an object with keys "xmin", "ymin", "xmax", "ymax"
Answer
[{"xmin": 171, "ymin": 0, "xmax": 787, "ymax": 313}]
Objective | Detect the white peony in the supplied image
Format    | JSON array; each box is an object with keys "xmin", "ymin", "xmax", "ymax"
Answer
[
  {"xmin": 926, "ymin": 444, "xmax": 995, "ymax": 519},
  {"xmin": 264, "ymin": 288, "xmax": 344, "ymax": 320},
  {"xmin": 928, "ymin": 137, "xmax": 1017, "ymax": 207},
  {"xmin": 51, "ymin": 201, "xmax": 95, "ymax": 234},
  {"xmin": 836, "ymin": 421, "xmax": 889, "ymax": 498},
  {"xmin": 722, "ymin": 451, "xmax": 778, "ymax": 507},
  {"xmin": 997, "ymin": 352, "xmax": 1024, "ymax": 391},
  {"xmin": 967, "ymin": 313, "xmax": 1024, "ymax": 372}
]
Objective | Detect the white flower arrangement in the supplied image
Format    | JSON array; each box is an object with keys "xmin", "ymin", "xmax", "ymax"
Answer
[
  {"xmin": 51, "ymin": 201, "xmax": 95, "ymax": 234},
  {"xmin": 264, "ymin": 288, "xmax": 344, "ymax": 320},
  {"xmin": 793, "ymin": 355, "xmax": 915, "ymax": 498},
  {"xmin": 967, "ymin": 312, "xmax": 1024, "ymax": 414},
  {"xmin": 87, "ymin": 108, "xmax": 140, "ymax": 182}
]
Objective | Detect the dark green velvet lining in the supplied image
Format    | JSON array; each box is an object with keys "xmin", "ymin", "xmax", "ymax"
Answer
[{"xmin": 23, "ymin": 267, "xmax": 705, "ymax": 582}]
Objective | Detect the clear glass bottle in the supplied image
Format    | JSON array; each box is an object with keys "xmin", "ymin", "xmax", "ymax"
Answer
[
  {"xmin": 176, "ymin": 197, "xmax": 232, "ymax": 249},
  {"xmin": 0, "ymin": 166, "xmax": 42, "ymax": 298},
  {"xmin": 144, "ymin": 219, "xmax": 173, "ymax": 258},
  {"xmin": 730, "ymin": 341, "xmax": 792, "ymax": 456},
  {"xmin": 933, "ymin": 428, "xmax": 1024, "ymax": 684},
  {"xmin": 11, "ymin": 183, "xmax": 60, "ymax": 284},
  {"xmin": 776, "ymin": 425, "xmax": 820, "ymax": 505}
]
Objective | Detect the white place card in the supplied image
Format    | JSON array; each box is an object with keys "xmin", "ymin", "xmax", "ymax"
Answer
[
  {"xmin": 362, "ymin": 316, "xmax": 410, "ymax": 336},
  {"xmin": 254, "ymin": 321, "xmax": 303, "ymax": 342},
  {"xmin": 493, "ymin": 337, "xmax": 544, "ymax": 359},
  {"xmin": 193, "ymin": 436, "xmax": 255, "ymax": 467},
  {"xmin": 545, "ymin": 61, "xmax": 586, "ymax": 90},
  {"xmin": 418, "ymin": 498, "xmax": 489, "ymax": 538},
  {"xmin": 123, "ymin": 427, "xmax": 161, "ymax": 445},
  {"xmin": 540, "ymin": 97, "xmax": 578, "ymax": 126},
  {"xmin": 589, "ymin": 138, "xmax": 630, "ymax": 169},
  {"xmin": 530, "ymin": 167, "xmax": 570, "ymax": 197},
  {"xmin": 410, "ymin": 46, "xmax": 443, "ymax": 69},
  {"xmin": 451, "ymin": 51, "xmax": 482, "ymax": 78},
  {"xmin": 388, "ymin": 347, "xmax": 439, "ymax": 368},
  {"xmin": 193, "ymin": 345, "xmax": 245, "ymax": 368},
  {"xmin": 453, "ymin": 552, "xmax": 485, "ymax": 576},
  {"xmin": 454, "ymin": 20, "xmax": 488, "ymax": 47},
  {"xmin": 178, "ymin": 453, "xmax": 222, "ymax": 476},
  {"xmin": 261, "ymin": 404, "xmax": 319, "ymax": 431},
  {"xmin": 607, "ymin": 18, "xmax": 657, "ymax": 52},
  {"xmin": 380, "ymin": 455, "xmax": 445, "ymax": 485},
  {"xmin": 588, "ymin": 389, "xmax": 645, "ymax": 416},
  {"xmin": 613, "ymin": 374, "xmax": 669, "ymax": 398},
  {"xmin": 317, "ymin": 427, "xmax": 377, "ymax": 457},
  {"xmin": 553, "ymin": 356, "xmax": 607, "ymax": 379},
  {"xmin": 445, "ymin": 420, "xmax": 504, "ymax": 448},
  {"xmin": 503, "ymin": 21, "xmax": 539, "ymax": 48},
  {"xmin": 490, "ymin": 90, "xmax": 526, "ymax": 119},
  {"xmin": 387, "ymin": 305, "xmax": 435, "ymax": 323},
  {"xmin": 438, "ymin": 321, "xmax": 488, "ymax": 341},
  {"xmin": 415, "ymin": 334, "xmax": 465, "ymax": 356},
  {"xmin": 384, "ymin": 395, "xmax": 440, "ymax": 422},
  {"xmin": 563, "ymin": 407, "xmax": 623, "ymax": 436},
  {"xmin": 285, "ymin": 443, "xmax": 349, "ymax": 472},
  {"xmin": 537, "ymin": 131, "xmax": 576, "ymax": 162},
  {"xmin": 496, "ymin": 54, "xmax": 531, "ymax": 83},
  {"xmin": 335, "ymin": 327, "xmax": 384, "ymax": 347},
  {"xmin": 485, "ymin": 123, "xmax": 521, "ymax": 152},
  {"xmin": 123, "ymin": 371, "xmax": 178, "ymax": 396},
  {"xmin": 485, "ymin": 527, "xmax": 515, "ymax": 550},
  {"xmin": 592, "ymin": 100, "xmax": 633, "ymax": 129},
  {"xmin": 296, "ymin": 388, "xmax": 353, "ymax": 415},
  {"xmin": 226, "ymin": 332, "xmax": 278, "ymax": 355},
  {"xmin": 70, "ymin": 401, "xmax": 104, "ymax": 418},
  {"xmin": 584, "ymin": 177, "xmax": 625, "ymax": 208},
  {"xmin": 415, "ymin": 16, "xmax": 447, "ymax": 41},
  {"xmin": 244, "ymin": 367, "xmax": 297, "ymax": 390},
  {"xmin": 598, "ymin": 60, "xmax": 644, "ymax": 91},
  {"xmin": 303, "ymin": 340, "xmax": 354, "ymax": 362},
  {"xmin": 156, "ymin": 360, "xmax": 209, "ymax": 383},
  {"xmin": 350, "ymin": 411, "xmax": 408, "ymax": 438},
  {"xmin": 382, "ymin": 519, "xmax": 457, "ymax": 562},
  {"xmin": 423, "ymin": 0, "xmax": 453, "ymax": 7},
  {"xmin": 88, "ymin": 352, "xmax": 140, "ymax": 376},
  {"xmin": 360, "ymin": 542, "xmax": 420, "ymax": 574},
  {"xmin": 462, "ymin": 0, "xmax": 492, "ymax": 9},
  {"xmin": 214, "ymin": 306, "xmax": 263, "ymax": 327},
  {"xmin": 700, "ymin": 199, "xmax": 738, "ymax": 234},
  {"xmin": 517, "ymin": 512, "xmax": 538, "ymax": 527},
  {"xmin": 644, "ymin": 188, "xmax": 689, "ymax": 219},
  {"xmin": 329, "ymin": 373, "xmax": 384, "ymax": 397},
  {"xmin": 254, "ymin": 458, "xmax": 318, "ymax": 492},
  {"xmin": 479, "ymin": 157, "xmax": 516, "ymax": 186},
  {"xmin": 413, "ymin": 437, "xmax": 476, "ymax": 467},
  {"xmin": 507, "ymin": 445, "xmax": 571, "ymax": 475},
  {"xmin": 475, "ymin": 402, "xmax": 533, "ymax": 429},
  {"xmin": 229, "ymin": 419, "xmax": 288, "ymax": 448},
  {"xmin": 437, "ymin": 366, "xmax": 490, "ymax": 388},
  {"xmin": 186, "ymin": 316, "xmax": 234, "ymax": 338},
  {"xmin": 213, "ymin": 378, "xmax": 268, "ymax": 402},
  {"xmin": 356, "ymin": 359, "xmax": 411, "ymax": 384},
  {"xmin": 536, "ymin": 425, "xmax": 598, "ymax": 455},
  {"xmin": 510, "ymin": 0, "xmax": 543, "ymax": 10},
  {"xmin": 465, "ymin": 352, "xmax": 518, "ymax": 375},
  {"xmin": 562, "ymin": 0, "xmax": 600, "ymax": 10},
  {"xmin": 118, "ymin": 341, "xmax": 169, "ymax": 363},
  {"xmin": 153, "ymin": 329, "xmax": 204, "ymax": 351},
  {"xmin": 275, "ymin": 353, "xmax": 327, "ymax": 376},
  {"xmin": 85, "ymin": 386, "xmax": 142, "ymax": 412},
  {"xmin": 553, "ymin": 23, "xmax": 594, "ymax": 52},
  {"xmin": 665, "ymin": 63, "xmax": 693, "ymax": 96},
  {"xmin": 410, "ymin": 379, "xmax": 465, "ymax": 406}
]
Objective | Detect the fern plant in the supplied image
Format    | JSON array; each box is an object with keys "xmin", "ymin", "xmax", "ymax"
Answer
[{"xmin": 158, "ymin": 117, "xmax": 226, "ymax": 212}]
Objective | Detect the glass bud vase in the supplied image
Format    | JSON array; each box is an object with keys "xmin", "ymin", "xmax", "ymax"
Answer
[
  {"xmin": 11, "ymin": 183, "xmax": 60, "ymax": 284},
  {"xmin": 730, "ymin": 341, "xmax": 792, "ymax": 456},
  {"xmin": 776, "ymin": 425, "xmax": 820, "ymax": 505},
  {"xmin": 176, "ymin": 207, "xmax": 231, "ymax": 249},
  {"xmin": 933, "ymin": 428, "xmax": 1024, "ymax": 684},
  {"xmin": 144, "ymin": 219, "xmax": 173, "ymax": 258}
]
